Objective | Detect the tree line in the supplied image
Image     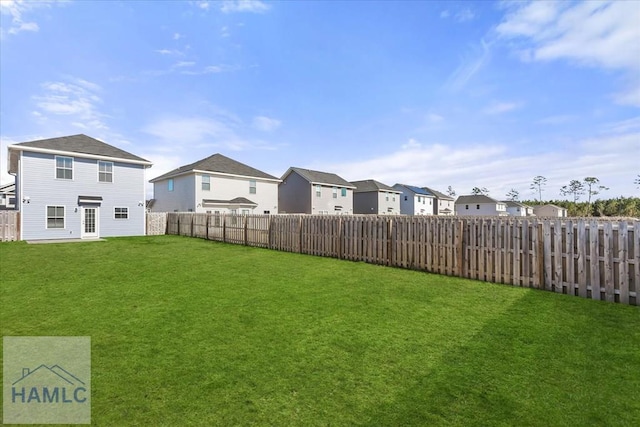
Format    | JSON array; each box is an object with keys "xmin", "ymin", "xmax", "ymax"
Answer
[{"xmin": 446, "ymin": 175, "xmax": 640, "ymax": 218}]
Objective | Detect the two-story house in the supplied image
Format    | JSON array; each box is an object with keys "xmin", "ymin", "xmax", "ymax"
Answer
[
  {"xmin": 279, "ymin": 167, "xmax": 355, "ymax": 214},
  {"xmin": 455, "ymin": 195, "xmax": 508, "ymax": 216},
  {"xmin": 504, "ymin": 200, "xmax": 535, "ymax": 217},
  {"xmin": 7, "ymin": 134, "xmax": 152, "ymax": 240},
  {"xmin": 392, "ymin": 184, "xmax": 435, "ymax": 215},
  {"xmin": 351, "ymin": 180, "xmax": 401, "ymax": 215},
  {"xmin": 422, "ymin": 186, "xmax": 455, "ymax": 216},
  {"xmin": 149, "ymin": 153, "xmax": 280, "ymax": 214}
]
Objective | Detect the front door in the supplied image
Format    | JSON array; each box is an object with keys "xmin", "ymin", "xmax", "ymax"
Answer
[{"xmin": 81, "ymin": 207, "xmax": 99, "ymax": 238}]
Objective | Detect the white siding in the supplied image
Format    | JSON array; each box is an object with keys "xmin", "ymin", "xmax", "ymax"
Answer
[
  {"xmin": 377, "ymin": 191, "xmax": 400, "ymax": 215},
  {"xmin": 195, "ymin": 174, "xmax": 278, "ymax": 214},
  {"xmin": 455, "ymin": 202, "xmax": 508, "ymax": 216},
  {"xmin": 19, "ymin": 151, "xmax": 147, "ymax": 240}
]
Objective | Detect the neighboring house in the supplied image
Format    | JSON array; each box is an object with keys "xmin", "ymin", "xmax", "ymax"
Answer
[
  {"xmin": 149, "ymin": 153, "xmax": 280, "ymax": 215},
  {"xmin": 351, "ymin": 179, "xmax": 402, "ymax": 215},
  {"xmin": 279, "ymin": 167, "xmax": 355, "ymax": 214},
  {"xmin": 504, "ymin": 200, "xmax": 535, "ymax": 217},
  {"xmin": 7, "ymin": 134, "xmax": 152, "ymax": 240},
  {"xmin": 533, "ymin": 204, "xmax": 568, "ymax": 217},
  {"xmin": 422, "ymin": 186, "xmax": 455, "ymax": 216},
  {"xmin": 455, "ymin": 195, "xmax": 509, "ymax": 216},
  {"xmin": 392, "ymin": 184, "xmax": 435, "ymax": 215},
  {"xmin": 0, "ymin": 181, "xmax": 16, "ymax": 210}
]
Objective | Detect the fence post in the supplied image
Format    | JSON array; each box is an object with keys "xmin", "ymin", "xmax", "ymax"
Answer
[
  {"xmin": 387, "ymin": 217, "xmax": 394, "ymax": 266},
  {"xmin": 223, "ymin": 215, "xmax": 227, "ymax": 243},
  {"xmin": 338, "ymin": 216, "xmax": 344, "ymax": 259},
  {"xmin": 244, "ymin": 215, "xmax": 248, "ymax": 246}
]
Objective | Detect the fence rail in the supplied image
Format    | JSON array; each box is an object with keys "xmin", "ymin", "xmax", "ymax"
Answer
[
  {"xmin": 0, "ymin": 211, "xmax": 19, "ymax": 242},
  {"xmin": 158, "ymin": 213, "xmax": 639, "ymax": 306}
]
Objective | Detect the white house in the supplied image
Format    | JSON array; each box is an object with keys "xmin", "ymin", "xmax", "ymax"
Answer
[
  {"xmin": 392, "ymin": 184, "xmax": 435, "ymax": 215},
  {"xmin": 455, "ymin": 195, "xmax": 508, "ymax": 216},
  {"xmin": 504, "ymin": 200, "xmax": 535, "ymax": 217},
  {"xmin": 0, "ymin": 181, "xmax": 16, "ymax": 210},
  {"xmin": 7, "ymin": 134, "xmax": 152, "ymax": 240},
  {"xmin": 533, "ymin": 204, "xmax": 568, "ymax": 217},
  {"xmin": 351, "ymin": 179, "xmax": 401, "ymax": 215},
  {"xmin": 422, "ymin": 186, "xmax": 455, "ymax": 216},
  {"xmin": 279, "ymin": 167, "xmax": 355, "ymax": 214},
  {"xmin": 150, "ymin": 153, "xmax": 280, "ymax": 214}
]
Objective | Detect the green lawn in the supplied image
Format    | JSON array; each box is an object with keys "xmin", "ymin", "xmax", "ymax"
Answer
[{"xmin": 1, "ymin": 235, "xmax": 639, "ymax": 426}]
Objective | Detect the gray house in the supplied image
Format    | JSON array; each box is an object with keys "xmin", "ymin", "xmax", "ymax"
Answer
[
  {"xmin": 393, "ymin": 184, "xmax": 435, "ymax": 215},
  {"xmin": 422, "ymin": 186, "xmax": 455, "ymax": 216},
  {"xmin": 279, "ymin": 167, "xmax": 355, "ymax": 214},
  {"xmin": 455, "ymin": 195, "xmax": 508, "ymax": 216},
  {"xmin": 149, "ymin": 153, "xmax": 280, "ymax": 214},
  {"xmin": 7, "ymin": 134, "xmax": 152, "ymax": 240},
  {"xmin": 351, "ymin": 180, "xmax": 401, "ymax": 215}
]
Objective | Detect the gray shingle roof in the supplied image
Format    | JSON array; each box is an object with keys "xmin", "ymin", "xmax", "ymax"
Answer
[
  {"xmin": 12, "ymin": 134, "xmax": 150, "ymax": 163},
  {"xmin": 503, "ymin": 200, "xmax": 531, "ymax": 208},
  {"xmin": 150, "ymin": 153, "xmax": 278, "ymax": 182},
  {"xmin": 394, "ymin": 184, "xmax": 434, "ymax": 196},
  {"xmin": 422, "ymin": 186, "xmax": 455, "ymax": 200},
  {"xmin": 285, "ymin": 167, "xmax": 356, "ymax": 188},
  {"xmin": 455, "ymin": 195, "xmax": 501, "ymax": 204},
  {"xmin": 350, "ymin": 179, "xmax": 400, "ymax": 193}
]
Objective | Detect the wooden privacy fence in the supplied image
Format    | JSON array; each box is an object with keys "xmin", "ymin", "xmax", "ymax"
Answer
[
  {"xmin": 0, "ymin": 211, "xmax": 19, "ymax": 242},
  {"xmin": 156, "ymin": 213, "xmax": 639, "ymax": 306}
]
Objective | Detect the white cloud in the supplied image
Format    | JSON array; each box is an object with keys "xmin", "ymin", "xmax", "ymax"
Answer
[
  {"xmin": 196, "ymin": 1, "xmax": 210, "ymax": 10},
  {"xmin": 252, "ymin": 116, "xmax": 281, "ymax": 132},
  {"xmin": 440, "ymin": 10, "xmax": 450, "ymax": 19},
  {"xmin": 497, "ymin": 1, "xmax": 640, "ymax": 106},
  {"xmin": 537, "ymin": 114, "xmax": 577, "ymax": 125},
  {"xmin": 173, "ymin": 61, "xmax": 196, "ymax": 68},
  {"xmin": 446, "ymin": 38, "xmax": 492, "ymax": 91},
  {"xmin": 154, "ymin": 49, "xmax": 183, "ymax": 56},
  {"xmin": 33, "ymin": 79, "xmax": 109, "ymax": 131},
  {"xmin": 221, "ymin": 0, "xmax": 270, "ymax": 14},
  {"xmin": 483, "ymin": 101, "xmax": 522, "ymax": 115},
  {"xmin": 427, "ymin": 113, "xmax": 444, "ymax": 123},
  {"xmin": 173, "ymin": 32, "xmax": 183, "ymax": 40},
  {"xmin": 455, "ymin": 8, "xmax": 475, "ymax": 23},
  {"xmin": 312, "ymin": 129, "xmax": 640, "ymax": 199},
  {"xmin": 0, "ymin": 0, "xmax": 39, "ymax": 36}
]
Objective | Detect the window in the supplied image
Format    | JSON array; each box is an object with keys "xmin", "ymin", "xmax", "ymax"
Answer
[
  {"xmin": 386, "ymin": 195, "xmax": 389, "ymax": 201},
  {"xmin": 417, "ymin": 196, "xmax": 421, "ymax": 203},
  {"xmin": 249, "ymin": 180, "xmax": 256, "ymax": 194},
  {"xmin": 114, "ymin": 207, "xmax": 129, "ymax": 219},
  {"xmin": 46, "ymin": 206, "xmax": 65, "ymax": 228},
  {"xmin": 465, "ymin": 205, "xmax": 469, "ymax": 210},
  {"xmin": 333, "ymin": 187, "xmax": 338, "ymax": 198},
  {"xmin": 242, "ymin": 209, "xmax": 250, "ymax": 215},
  {"xmin": 98, "ymin": 161, "xmax": 113, "ymax": 182},
  {"xmin": 263, "ymin": 210, "xmax": 270, "ymax": 214},
  {"xmin": 404, "ymin": 196, "xmax": 408, "ymax": 201},
  {"xmin": 341, "ymin": 188, "xmax": 347, "ymax": 197},
  {"xmin": 315, "ymin": 185, "xmax": 321, "ymax": 197},
  {"xmin": 202, "ymin": 175, "xmax": 210, "ymax": 191},
  {"xmin": 55, "ymin": 156, "xmax": 73, "ymax": 180},
  {"xmin": 476, "ymin": 205, "xmax": 480, "ymax": 210},
  {"xmin": 392, "ymin": 195, "xmax": 396, "ymax": 201},
  {"xmin": 168, "ymin": 179, "xmax": 174, "ymax": 192}
]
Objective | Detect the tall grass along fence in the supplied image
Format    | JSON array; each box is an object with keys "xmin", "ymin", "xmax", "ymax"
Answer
[
  {"xmin": 0, "ymin": 211, "xmax": 19, "ymax": 242},
  {"xmin": 160, "ymin": 213, "xmax": 639, "ymax": 305}
]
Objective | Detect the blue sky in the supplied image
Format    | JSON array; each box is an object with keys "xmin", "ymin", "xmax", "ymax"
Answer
[{"xmin": 1, "ymin": 0, "xmax": 639, "ymax": 200}]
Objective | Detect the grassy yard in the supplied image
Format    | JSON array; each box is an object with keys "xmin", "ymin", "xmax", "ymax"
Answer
[{"xmin": 1, "ymin": 235, "xmax": 639, "ymax": 426}]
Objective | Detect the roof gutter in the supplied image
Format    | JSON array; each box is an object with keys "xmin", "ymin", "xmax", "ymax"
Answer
[
  {"xmin": 150, "ymin": 169, "xmax": 282, "ymax": 183},
  {"xmin": 7, "ymin": 145, "xmax": 153, "ymax": 167}
]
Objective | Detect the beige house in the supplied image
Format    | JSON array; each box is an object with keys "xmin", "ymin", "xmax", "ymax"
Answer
[
  {"xmin": 455, "ymin": 195, "xmax": 509, "ymax": 216},
  {"xmin": 279, "ymin": 167, "xmax": 355, "ymax": 214},
  {"xmin": 533, "ymin": 204, "xmax": 568, "ymax": 217},
  {"xmin": 351, "ymin": 179, "xmax": 401, "ymax": 214},
  {"xmin": 150, "ymin": 153, "xmax": 280, "ymax": 214}
]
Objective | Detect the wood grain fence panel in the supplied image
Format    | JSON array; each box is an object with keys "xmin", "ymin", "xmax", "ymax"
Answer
[
  {"xmin": 543, "ymin": 221, "xmax": 552, "ymax": 291},
  {"xmin": 603, "ymin": 222, "xmax": 615, "ymax": 302},
  {"xmin": 589, "ymin": 220, "xmax": 601, "ymax": 300},
  {"xmin": 577, "ymin": 220, "xmax": 588, "ymax": 297},
  {"xmin": 553, "ymin": 220, "xmax": 563, "ymax": 293},
  {"xmin": 618, "ymin": 222, "xmax": 629, "ymax": 304},
  {"xmin": 565, "ymin": 220, "xmax": 575, "ymax": 295}
]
